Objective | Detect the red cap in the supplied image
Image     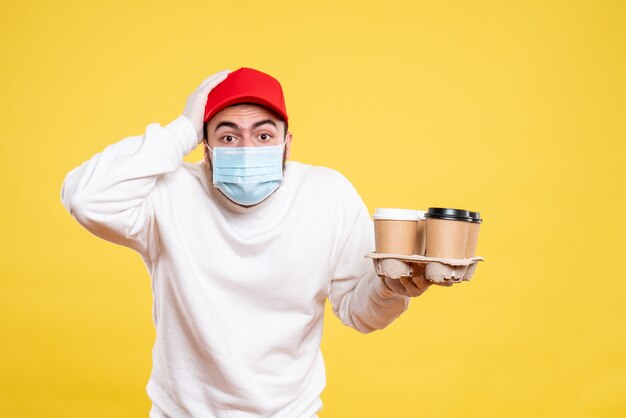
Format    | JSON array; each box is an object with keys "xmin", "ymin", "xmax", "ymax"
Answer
[{"xmin": 203, "ymin": 67, "xmax": 288, "ymax": 123}]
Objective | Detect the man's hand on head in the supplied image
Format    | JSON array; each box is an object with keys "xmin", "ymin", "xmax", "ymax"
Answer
[{"xmin": 183, "ymin": 70, "xmax": 231, "ymax": 144}]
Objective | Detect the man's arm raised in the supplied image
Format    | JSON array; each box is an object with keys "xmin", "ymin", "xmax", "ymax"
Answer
[{"xmin": 60, "ymin": 70, "xmax": 230, "ymax": 259}]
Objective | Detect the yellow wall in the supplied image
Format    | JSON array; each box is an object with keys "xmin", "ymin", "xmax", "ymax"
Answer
[{"xmin": 1, "ymin": 0, "xmax": 625, "ymax": 416}]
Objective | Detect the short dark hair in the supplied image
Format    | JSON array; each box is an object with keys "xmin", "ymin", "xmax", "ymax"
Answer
[{"xmin": 202, "ymin": 103, "xmax": 288, "ymax": 142}]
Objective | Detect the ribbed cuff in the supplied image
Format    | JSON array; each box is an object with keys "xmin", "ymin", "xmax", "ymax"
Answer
[{"xmin": 166, "ymin": 115, "xmax": 199, "ymax": 156}]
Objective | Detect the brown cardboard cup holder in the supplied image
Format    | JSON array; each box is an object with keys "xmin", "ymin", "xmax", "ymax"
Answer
[{"xmin": 366, "ymin": 252, "xmax": 484, "ymax": 284}]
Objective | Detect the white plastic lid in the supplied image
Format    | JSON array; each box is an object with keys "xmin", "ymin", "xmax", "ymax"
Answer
[{"xmin": 372, "ymin": 208, "xmax": 425, "ymax": 221}]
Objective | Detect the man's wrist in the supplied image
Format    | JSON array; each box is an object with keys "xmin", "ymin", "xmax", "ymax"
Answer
[{"xmin": 167, "ymin": 115, "xmax": 200, "ymax": 154}]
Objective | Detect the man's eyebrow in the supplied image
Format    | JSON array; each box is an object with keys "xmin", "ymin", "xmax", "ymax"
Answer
[
  {"xmin": 214, "ymin": 121, "xmax": 240, "ymax": 132},
  {"xmin": 214, "ymin": 119, "xmax": 278, "ymax": 133},
  {"xmin": 252, "ymin": 119, "xmax": 277, "ymax": 129}
]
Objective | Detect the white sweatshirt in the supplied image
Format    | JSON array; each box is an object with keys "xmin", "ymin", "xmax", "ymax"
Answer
[{"xmin": 60, "ymin": 115, "xmax": 410, "ymax": 418}]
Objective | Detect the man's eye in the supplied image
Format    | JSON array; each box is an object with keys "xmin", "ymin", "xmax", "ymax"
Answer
[
  {"xmin": 259, "ymin": 134, "xmax": 271, "ymax": 141},
  {"xmin": 222, "ymin": 135, "xmax": 236, "ymax": 143}
]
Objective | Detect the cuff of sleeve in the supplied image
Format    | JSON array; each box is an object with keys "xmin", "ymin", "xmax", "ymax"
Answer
[{"xmin": 166, "ymin": 115, "xmax": 199, "ymax": 156}]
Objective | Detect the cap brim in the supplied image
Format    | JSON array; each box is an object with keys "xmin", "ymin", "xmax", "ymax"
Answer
[{"xmin": 204, "ymin": 94, "xmax": 288, "ymax": 123}]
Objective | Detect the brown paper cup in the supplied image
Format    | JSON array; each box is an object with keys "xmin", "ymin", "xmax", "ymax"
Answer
[
  {"xmin": 374, "ymin": 219, "xmax": 419, "ymax": 255},
  {"xmin": 425, "ymin": 216, "xmax": 471, "ymax": 259},
  {"xmin": 465, "ymin": 222, "xmax": 481, "ymax": 258},
  {"xmin": 373, "ymin": 208, "xmax": 423, "ymax": 255},
  {"xmin": 414, "ymin": 220, "xmax": 426, "ymax": 256}
]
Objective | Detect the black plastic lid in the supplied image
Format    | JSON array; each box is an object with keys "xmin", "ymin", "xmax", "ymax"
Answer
[
  {"xmin": 469, "ymin": 211, "xmax": 483, "ymax": 223},
  {"xmin": 425, "ymin": 207, "xmax": 473, "ymax": 222}
]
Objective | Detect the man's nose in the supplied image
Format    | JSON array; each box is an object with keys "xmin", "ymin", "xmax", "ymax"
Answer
[{"xmin": 239, "ymin": 135, "xmax": 257, "ymax": 147}]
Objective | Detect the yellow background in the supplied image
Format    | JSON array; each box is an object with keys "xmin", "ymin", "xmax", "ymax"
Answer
[{"xmin": 1, "ymin": 0, "xmax": 625, "ymax": 416}]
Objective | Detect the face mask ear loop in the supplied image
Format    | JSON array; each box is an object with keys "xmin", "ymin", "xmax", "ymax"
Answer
[
  {"xmin": 204, "ymin": 139, "xmax": 218, "ymax": 159},
  {"xmin": 204, "ymin": 142, "xmax": 217, "ymax": 186}
]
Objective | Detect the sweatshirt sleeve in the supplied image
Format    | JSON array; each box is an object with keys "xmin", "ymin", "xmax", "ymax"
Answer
[
  {"xmin": 328, "ymin": 200, "xmax": 410, "ymax": 334},
  {"xmin": 60, "ymin": 115, "xmax": 198, "ymax": 260}
]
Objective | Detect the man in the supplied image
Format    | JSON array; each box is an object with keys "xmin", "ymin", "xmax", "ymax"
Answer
[{"xmin": 61, "ymin": 68, "xmax": 435, "ymax": 417}]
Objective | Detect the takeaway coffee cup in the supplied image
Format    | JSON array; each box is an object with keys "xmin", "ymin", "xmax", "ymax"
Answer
[
  {"xmin": 425, "ymin": 208, "xmax": 473, "ymax": 259},
  {"xmin": 466, "ymin": 211, "xmax": 483, "ymax": 258},
  {"xmin": 414, "ymin": 210, "xmax": 427, "ymax": 255},
  {"xmin": 373, "ymin": 208, "xmax": 422, "ymax": 255}
]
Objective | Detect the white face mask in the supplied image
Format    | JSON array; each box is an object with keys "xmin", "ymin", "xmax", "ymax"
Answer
[{"xmin": 208, "ymin": 142, "xmax": 286, "ymax": 206}]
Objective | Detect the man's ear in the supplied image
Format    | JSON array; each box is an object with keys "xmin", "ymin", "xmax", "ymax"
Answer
[
  {"xmin": 203, "ymin": 139, "xmax": 210, "ymax": 162},
  {"xmin": 284, "ymin": 132, "xmax": 293, "ymax": 159}
]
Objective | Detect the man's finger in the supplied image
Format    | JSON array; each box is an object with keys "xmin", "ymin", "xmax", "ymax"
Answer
[
  {"xmin": 196, "ymin": 70, "xmax": 231, "ymax": 94},
  {"xmin": 383, "ymin": 277, "xmax": 407, "ymax": 295},
  {"xmin": 433, "ymin": 281, "xmax": 454, "ymax": 287},
  {"xmin": 397, "ymin": 276, "xmax": 418, "ymax": 297},
  {"xmin": 411, "ymin": 274, "xmax": 431, "ymax": 290},
  {"xmin": 404, "ymin": 278, "xmax": 427, "ymax": 297},
  {"xmin": 198, "ymin": 73, "xmax": 230, "ymax": 95}
]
